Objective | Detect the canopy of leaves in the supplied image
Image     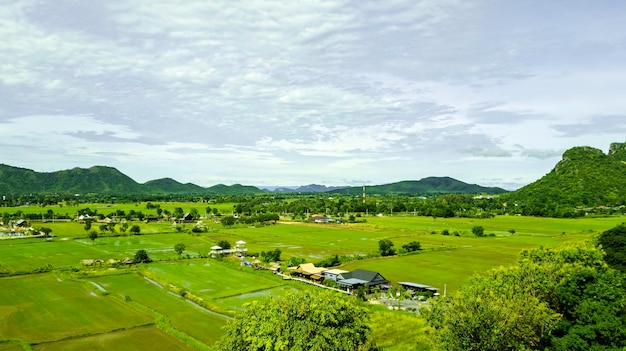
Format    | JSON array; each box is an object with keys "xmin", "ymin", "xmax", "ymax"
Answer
[
  {"xmin": 259, "ymin": 249, "xmax": 281, "ymax": 263},
  {"xmin": 425, "ymin": 241, "xmax": 626, "ymax": 351},
  {"xmin": 217, "ymin": 291, "xmax": 373, "ymax": 350},
  {"xmin": 133, "ymin": 249, "xmax": 152, "ymax": 263},
  {"xmin": 597, "ymin": 223, "xmax": 626, "ymax": 272},
  {"xmin": 217, "ymin": 240, "xmax": 231, "ymax": 250},
  {"xmin": 174, "ymin": 243, "xmax": 185, "ymax": 256},
  {"xmin": 378, "ymin": 239, "xmax": 395, "ymax": 256}
]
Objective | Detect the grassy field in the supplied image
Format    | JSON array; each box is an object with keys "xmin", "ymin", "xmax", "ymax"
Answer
[
  {"xmin": 91, "ymin": 273, "xmax": 228, "ymax": 346},
  {"xmin": 0, "ymin": 274, "xmax": 153, "ymax": 345},
  {"xmin": 141, "ymin": 259, "xmax": 286, "ymax": 312},
  {"xmin": 1, "ymin": 201, "xmax": 624, "ymax": 350}
]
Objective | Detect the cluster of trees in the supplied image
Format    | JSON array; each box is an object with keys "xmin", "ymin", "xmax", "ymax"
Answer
[
  {"xmin": 259, "ymin": 248, "xmax": 281, "ymax": 263},
  {"xmin": 424, "ymin": 224, "xmax": 626, "ymax": 351},
  {"xmin": 220, "ymin": 213, "xmax": 280, "ymax": 227}
]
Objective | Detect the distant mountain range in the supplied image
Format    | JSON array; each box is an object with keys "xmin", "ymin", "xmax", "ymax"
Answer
[
  {"xmin": 4, "ymin": 141, "xmax": 623, "ymax": 200},
  {"xmin": 0, "ymin": 164, "xmax": 505, "ymax": 196},
  {"xmin": 328, "ymin": 177, "xmax": 507, "ymax": 195}
]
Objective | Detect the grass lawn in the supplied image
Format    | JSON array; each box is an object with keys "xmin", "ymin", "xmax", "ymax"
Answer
[{"xmin": 0, "ymin": 274, "xmax": 153, "ymax": 344}]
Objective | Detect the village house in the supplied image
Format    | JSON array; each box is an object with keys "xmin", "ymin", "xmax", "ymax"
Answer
[
  {"xmin": 287, "ymin": 263, "xmax": 327, "ymax": 281},
  {"xmin": 336, "ymin": 269, "xmax": 390, "ymax": 291}
]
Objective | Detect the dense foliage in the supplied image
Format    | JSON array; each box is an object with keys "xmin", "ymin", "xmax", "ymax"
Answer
[
  {"xmin": 425, "ymin": 241, "xmax": 626, "ymax": 351},
  {"xmin": 597, "ymin": 223, "xmax": 626, "ymax": 272},
  {"xmin": 217, "ymin": 291, "xmax": 374, "ymax": 350}
]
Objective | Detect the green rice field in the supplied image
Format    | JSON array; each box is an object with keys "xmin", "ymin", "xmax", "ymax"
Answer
[{"xmin": 1, "ymin": 202, "xmax": 624, "ymax": 350}]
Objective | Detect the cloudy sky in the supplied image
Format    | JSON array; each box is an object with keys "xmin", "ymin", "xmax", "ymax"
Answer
[{"xmin": 1, "ymin": 1, "xmax": 625, "ymax": 190}]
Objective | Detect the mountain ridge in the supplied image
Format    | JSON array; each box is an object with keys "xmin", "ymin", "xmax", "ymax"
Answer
[{"xmin": 0, "ymin": 163, "xmax": 505, "ymax": 196}]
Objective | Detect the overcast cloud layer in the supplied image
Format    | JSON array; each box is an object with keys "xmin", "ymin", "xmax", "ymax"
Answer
[{"xmin": 1, "ymin": 0, "xmax": 625, "ymax": 190}]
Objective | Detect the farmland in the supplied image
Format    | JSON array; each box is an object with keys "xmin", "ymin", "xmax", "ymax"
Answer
[{"xmin": 1, "ymin": 201, "xmax": 624, "ymax": 350}]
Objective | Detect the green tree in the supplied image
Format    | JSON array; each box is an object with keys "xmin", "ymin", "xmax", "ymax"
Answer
[
  {"xmin": 174, "ymin": 243, "xmax": 186, "ymax": 257},
  {"xmin": 221, "ymin": 215, "xmax": 236, "ymax": 227},
  {"xmin": 172, "ymin": 207, "xmax": 184, "ymax": 219},
  {"xmin": 217, "ymin": 240, "xmax": 231, "ymax": 250},
  {"xmin": 129, "ymin": 225, "xmax": 141, "ymax": 235},
  {"xmin": 472, "ymin": 225, "xmax": 484, "ymax": 237},
  {"xmin": 378, "ymin": 239, "xmax": 395, "ymax": 256},
  {"xmin": 260, "ymin": 248, "xmax": 281, "ymax": 263},
  {"xmin": 597, "ymin": 223, "xmax": 626, "ymax": 271},
  {"xmin": 39, "ymin": 227, "xmax": 52, "ymax": 237},
  {"xmin": 402, "ymin": 241, "xmax": 422, "ymax": 252},
  {"xmin": 88, "ymin": 230, "xmax": 98, "ymax": 244},
  {"xmin": 217, "ymin": 291, "xmax": 374, "ymax": 350},
  {"xmin": 133, "ymin": 249, "xmax": 152, "ymax": 263},
  {"xmin": 190, "ymin": 208, "xmax": 199, "ymax": 219},
  {"xmin": 286, "ymin": 256, "xmax": 306, "ymax": 267},
  {"xmin": 83, "ymin": 220, "xmax": 92, "ymax": 231}
]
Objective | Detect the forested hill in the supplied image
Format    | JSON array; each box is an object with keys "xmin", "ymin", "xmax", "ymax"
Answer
[
  {"xmin": 0, "ymin": 164, "xmax": 263, "ymax": 195},
  {"xmin": 503, "ymin": 142, "xmax": 626, "ymax": 216},
  {"xmin": 0, "ymin": 163, "xmax": 508, "ymax": 197},
  {"xmin": 328, "ymin": 177, "xmax": 508, "ymax": 196}
]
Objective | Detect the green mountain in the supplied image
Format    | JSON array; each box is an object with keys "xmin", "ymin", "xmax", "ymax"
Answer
[
  {"xmin": 0, "ymin": 164, "xmax": 143, "ymax": 195},
  {"xmin": 143, "ymin": 178, "xmax": 207, "ymax": 193},
  {"xmin": 329, "ymin": 177, "xmax": 507, "ymax": 196},
  {"xmin": 503, "ymin": 142, "xmax": 626, "ymax": 215},
  {"xmin": 206, "ymin": 184, "xmax": 264, "ymax": 194},
  {"xmin": 0, "ymin": 164, "xmax": 265, "ymax": 195}
]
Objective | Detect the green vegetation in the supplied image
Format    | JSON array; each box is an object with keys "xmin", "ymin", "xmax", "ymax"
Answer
[
  {"xmin": 597, "ymin": 223, "xmax": 626, "ymax": 271},
  {"xmin": 503, "ymin": 143, "xmax": 626, "ymax": 216},
  {"xmin": 1, "ymin": 198, "xmax": 625, "ymax": 350},
  {"xmin": 217, "ymin": 291, "xmax": 373, "ymax": 350},
  {"xmin": 425, "ymin": 240, "xmax": 626, "ymax": 351}
]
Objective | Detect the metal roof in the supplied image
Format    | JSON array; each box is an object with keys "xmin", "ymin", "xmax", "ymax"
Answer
[{"xmin": 398, "ymin": 281, "xmax": 439, "ymax": 291}]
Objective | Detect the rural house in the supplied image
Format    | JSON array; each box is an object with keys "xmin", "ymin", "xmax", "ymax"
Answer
[{"xmin": 336, "ymin": 269, "xmax": 390, "ymax": 291}]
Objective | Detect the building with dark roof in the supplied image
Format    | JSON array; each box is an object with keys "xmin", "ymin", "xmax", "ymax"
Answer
[{"xmin": 336, "ymin": 269, "xmax": 390, "ymax": 290}]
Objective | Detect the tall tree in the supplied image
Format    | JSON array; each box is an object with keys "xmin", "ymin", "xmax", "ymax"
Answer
[{"xmin": 217, "ymin": 291, "xmax": 374, "ymax": 350}]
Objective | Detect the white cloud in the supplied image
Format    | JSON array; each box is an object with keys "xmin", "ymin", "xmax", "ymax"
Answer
[{"xmin": 0, "ymin": 0, "xmax": 624, "ymax": 189}]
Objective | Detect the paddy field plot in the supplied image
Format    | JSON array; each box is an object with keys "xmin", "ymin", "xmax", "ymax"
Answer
[
  {"xmin": 141, "ymin": 259, "xmax": 287, "ymax": 314},
  {"xmin": 91, "ymin": 273, "xmax": 228, "ymax": 346},
  {"xmin": 0, "ymin": 274, "xmax": 153, "ymax": 345},
  {"xmin": 32, "ymin": 326, "xmax": 196, "ymax": 351}
]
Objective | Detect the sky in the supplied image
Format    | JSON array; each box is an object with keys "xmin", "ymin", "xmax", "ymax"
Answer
[{"xmin": 1, "ymin": 1, "xmax": 625, "ymax": 190}]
